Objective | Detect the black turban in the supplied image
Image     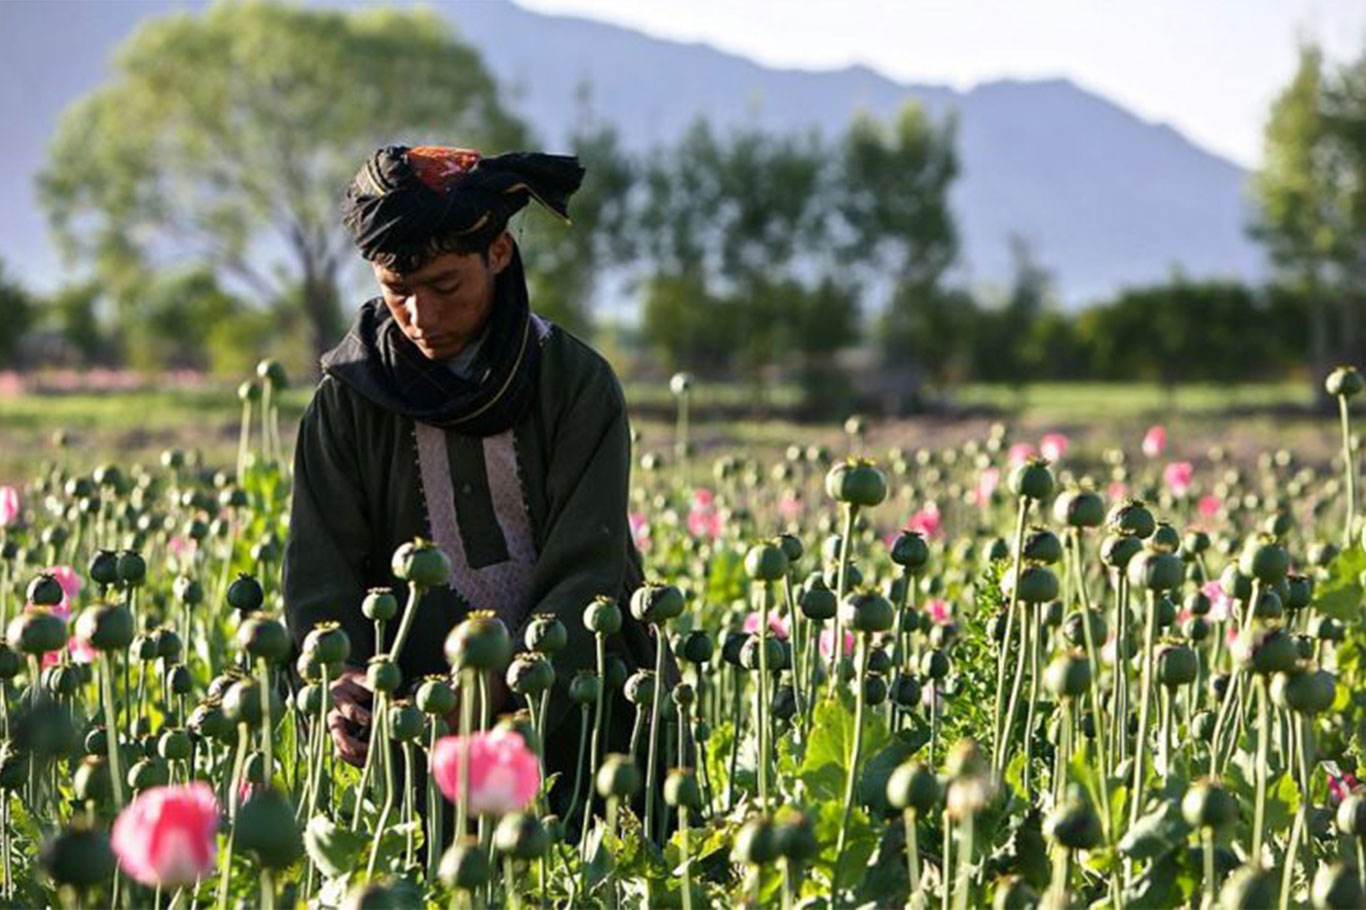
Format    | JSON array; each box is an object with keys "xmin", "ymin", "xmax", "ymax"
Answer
[{"xmin": 341, "ymin": 145, "xmax": 586, "ymax": 263}]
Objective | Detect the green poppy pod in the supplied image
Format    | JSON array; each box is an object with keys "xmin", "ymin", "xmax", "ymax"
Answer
[
  {"xmin": 506, "ymin": 653, "xmax": 555, "ymax": 697},
  {"xmin": 825, "ymin": 460, "xmax": 888, "ymax": 508},
  {"xmin": 1183, "ymin": 616, "xmax": 1211, "ymax": 643},
  {"xmin": 26, "ymin": 574, "xmax": 64, "ymax": 608},
  {"xmin": 439, "ymin": 839, "xmax": 491, "ymax": 890},
  {"xmin": 296, "ymin": 684, "xmax": 326, "ymax": 715},
  {"xmin": 745, "ymin": 541, "xmax": 789, "ymax": 582},
  {"xmin": 1312, "ymin": 615, "xmax": 1345, "ymax": 642},
  {"xmin": 672, "ymin": 682, "xmax": 695, "ymax": 709},
  {"xmin": 391, "ymin": 539, "xmax": 451, "ymax": 589},
  {"xmin": 890, "ymin": 531, "xmax": 930, "ymax": 571},
  {"xmin": 256, "ymin": 358, "xmax": 288, "ymax": 389},
  {"xmin": 993, "ymin": 876, "xmax": 1038, "ymax": 910},
  {"xmin": 678, "ymin": 629, "xmax": 714, "ymax": 665},
  {"xmin": 1150, "ymin": 522, "xmax": 1181, "ymax": 554},
  {"xmin": 1022, "ymin": 527, "xmax": 1063, "ymax": 565},
  {"xmin": 416, "ymin": 677, "xmax": 457, "ymax": 716},
  {"xmin": 840, "ymin": 591, "xmax": 895, "ymax": 634},
  {"xmin": 772, "ymin": 808, "xmax": 819, "ymax": 862},
  {"xmin": 1156, "ymin": 645, "xmax": 1198, "ymax": 687},
  {"xmin": 1313, "ymin": 861, "xmax": 1364, "ymax": 910},
  {"xmin": 733, "ymin": 815, "xmax": 778, "ymax": 866},
  {"xmin": 74, "ymin": 755, "xmax": 111, "ymax": 804},
  {"xmin": 44, "ymin": 664, "xmax": 80, "ymax": 698},
  {"xmin": 1099, "ymin": 534, "xmax": 1143, "ymax": 570},
  {"xmin": 739, "ymin": 636, "xmax": 786, "ymax": 673},
  {"xmin": 39, "ymin": 825, "xmax": 116, "ymax": 891},
  {"xmin": 1183, "ymin": 530, "xmax": 1211, "ymax": 555},
  {"xmin": 1126, "ymin": 550, "xmax": 1184, "ymax": 592},
  {"xmin": 624, "ymin": 670, "xmax": 655, "ymax": 706},
  {"xmin": 1327, "ymin": 365, "xmax": 1365, "ymax": 398},
  {"xmin": 8, "ymin": 608, "xmax": 67, "ymax": 656},
  {"xmin": 152, "ymin": 627, "xmax": 182, "ymax": 662},
  {"xmin": 75, "ymin": 603, "xmax": 134, "ymax": 652},
  {"xmin": 944, "ymin": 739, "xmax": 990, "ymax": 781},
  {"xmin": 114, "ymin": 550, "xmax": 146, "ymax": 588},
  {"xmin": 1181, "ymin": 779, "xmax": 1239, "ymax": 830},
  {"xmin": 303, "ymin": 623, "xmax": 351, "ymax": 667},
  {"xmin": 891, "ymin": 672, "xmax": 922, "ymax": 708},
  {"xmin": 524, "ymin": 614, "xmax": 568, "ymax": 654},
  {"xmin": 88, "ymin": 550, "xmax": 119, "ymax": 589},
  {"xmin": 1003, "ymin": 565, "xmax": 1060, "ymax": 604},
  {"xmin": 236, "ymin": 788, "xmax": 303, "ymax": 869},
  {"xmin": 171, "ymin": 575, "xmax": 203, "ymax": 607},
  {"xmin": 582, "ymin": 596, "xmax": 623, "ymax": 636},
  {"xmin": 1249, "ymin": 588, "xmax": 1283, "ymax": 621},
  {"xmin": 629, "ymin": 583, "xmax": 685, "ymax": 625},
  {"xmin": 366, "ymin": 657, "xmax": 402, "ymax": 694},
  {"xmin": 1218, "ymin": 564, "xmax": 1252, "ymax": 602},
  {"xmin": 1271, "ymin": 668, "xmax": 1336, "ymax": 716},
  {"xmin": 887, "ymin": 760, "xmax": 941, "ymax": 814},
  {"xmin": 595, "ymin": 753, "xmax": 641, "ymax": 799},
  {"xmin": 388, "ymin": 701, "xmax": 425, "ymax": 742},
  {"xmin": 1046, "ymin": 790, "xmax": 1102, "ymax": 851},
  {"xmin": 1232, "ymin": 627, "xmax": 1298, "ymax": 676},
  {"xmin": 664, "ymin": 767, "xmax": 702, "ymax": 810},
  {"xmin": 1218, "ymin": 866, "xmax": 1277, "ymax": 910},
  {"xmin": 1053, "ymin": 489, "xmax": 1105, "ymax": 528},
  {"xmin": 361, "ymin": 588, "xmax": 399, "ymax": 622},
  {"xmin": 1043, "ymin": 653, "xmax": 1091, "ymax": 699},
  {"xmin": 568, "ymin": 671, "xmax": 601, "ymax": 707},
  {"xmin": 1307, "ymin": 541, "xmax": 1339, "ymax": 568},
  {"xmin": 799, "ymin": 576, "xmax": 837, "ymax": 621},
  {"xmin": 188, "ymin": 702, "xmax": 233, "ymax": 742},
  {"xmin": 1062, "ymin": 611, "xmax": 1107, "ymax": 648},
  {"xmin": 1239, "ymin": 537, "xmax": 1290, "ymax": 586},
  {"xmin": 226, "ymin": 574, "xmax": 264, "ymax": 614},
  {"xmin": 862, "ymin": 674, "xmax": 888, "ymax": 707},
  {"xmin": 222, "ymin": 678, "xmax": 280, "ymax": 729},
  {"xmin": 1284, "ymin": 574, "xmax": 1313, "ymax": 611},
  {"xmin": 1191, "ymin": 711, "xmax": 1217, "ymax": 740},
  {"xmin": 1008, "ymin": 459, "xmax": 1055, "ymax": 502},
  {"xmin": 921, "ymin": 649, "xmax": 951, "ymax": 681},
  {"xmin": 127, "ymin": 757, "xmax": 170, "ymax": 792},
  {"xmin": 1107, "ymin": 500, "xmax": 1156, "ymax": 539},
  {"xmin": 445, "ymin": 611, "xmax": 512, "ymax": 672},
  {"xmin": 493, "ymin": 813, "xmax": 548, "ymax": 860},
  {"xmin": 984, "ymin": 537, "xmax": 1012, "ymax": 563},
  {"xmin": 777, "ymin": 533, "xmax": 804, "ymax": 566},
  {"xmin": 237, "ymin": 616, "xmax": 289, "ymax": 665}
]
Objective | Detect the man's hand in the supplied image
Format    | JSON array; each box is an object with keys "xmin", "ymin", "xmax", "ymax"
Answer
[{"xmin": 329, "ymin": 667, "xmax": 373, "ymax": 768}]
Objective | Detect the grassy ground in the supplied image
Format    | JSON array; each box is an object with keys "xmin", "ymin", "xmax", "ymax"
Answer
[{"xmin": 0, "ymin": 379, "xmax": 1337, "ymax": 485}]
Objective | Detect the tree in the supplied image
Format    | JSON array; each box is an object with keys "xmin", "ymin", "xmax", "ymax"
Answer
[
  {"xmin": 0, "ymin": 261, "xmax": 32, "ymax": 368},
  {"xmin": 39, "ymin": 1, "xmax": 526, "ymax": 364}
]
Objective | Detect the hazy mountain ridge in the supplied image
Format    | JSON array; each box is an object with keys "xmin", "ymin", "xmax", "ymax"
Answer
[{"xmin": 0, "ymin": 0, "xmax": 1263, "ymax": 304}]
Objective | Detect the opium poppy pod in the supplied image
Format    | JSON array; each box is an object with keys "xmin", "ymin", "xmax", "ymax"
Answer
[
  {"xmin": 1284, "ymin": 574, "xmax": 1313, "ymax": 612},
  {"xmin": 26, "ymin": 574, "xmax": 64, "ymax": 608},
  {"xmin": 887, "ymin": 760, "xmax": 941, "ymax": 814},
  {"xmin": 1043, "ymin": 653, "xmax": 1091, "ymax": 699},
  {"xmin": 392, "ymin": 539, "xmax": 451, "ymax": 589},
  {"xmin": 1022, "ymin": 527, "xmax": 1063, "ymax": 565},
  {"xmin": 236, "ymin": 616, "xmax": 290, "ymax": 665},
  {"xmin": 440, "ymin": 839, "xmax": 491, "ymax": 890},
  {"xmin": 1327, "ymin": 365, "xmax": 1365, "ymax": 398},
  {"xmin": 1107, "ymin": 500, "xmax": 1156, "ymax": 539},
  {"xmin": 235, "ymin": 788, "xmax": 302, "ymax": 869},
  {"xmin": 1126, "ymin": 549, "xmax": 1184, "ymax": 592},
  {"xmin": 1099, "ymin": 534, "xmax": 1143, "ymax": 571},
  {"xmin": 1219, "ymin": 564, "xmax": 1253, "ymax": 602},
  {"xmin": 1150, "ymin": 522, "xmax": 1181, "ymax": 554},
  {"xmin": 1312, "ymin": 862, "xmax": 1364, "ymax": 910},
  {"xmin": 494, "ymin": 813, "xmax": 548, "ymax": 860},
  {"xmin": 416, "ymin": 677, "xmax": 457, "ymax": 716},
  {"xmin": 799, "ymin": 578, "xmax": 837, "ymax": 621},
  {"xmin": 664, "ymin": 768, "xmax": 702, "ymax": 810},
  {"xmin": 733, "ymin": 815, "xmax": 778, "ymax": 866},
  {"xmin": 41, "ymin": 825, "xmax": 116, "ymax": 891},
  {"xmin": 583, "ymin": 595, "xmax": 623, "ymax": 635},
  {"xmin": 1008, "ymin": 459, "xmax": 1054, "ymax": 502},
  {"xmin": 388, "ymin": 701, "xmax": 425, "ymax": 742},
  {"xmin": 1232, "ymin": 627, "xmax": 1298, "ymax": 676},
  {"xmin": 1002, "ymin": 565, "xmax": 1060, "ymax": 604},
  {"xmin": 890, "ymin": 531, "xmax": 930, "ymax": 571},
  {"xmin": 629, "ymin": 582, "xmax": 685, "ymax": 625},
  {"xmin": 678, "ymin": 629, "xmax": 714, "ymax": 665},
  {"xmin": 1046, "ymin": 791, "xmax": 1102, "ymax": 851},
  {"xmin": 568, "ymin": 671, "xmax": 601, "ymax": 706},
  {"xmin": 825, "ymin": 460, "xmax": 888, "ymax": 508},
  {"xmin": 777, "ymin": 533, "xmax": 804, "ymax": 566},
  {"xmin": 1156, "ymin": 645, "xmax": 1199, "ymax": 688},
  {"xmin": 302, "ymin": 622, "xmax": 350, "ymax": 667},
  {"xmin": 524, "ymin": 613, "xmax": 568, "ymax": 654},
  {"xmin": 445, "ymin": 611, "xmax": 512, "ymax": 672},
  {"xmin": 88, "ymin": 550, "xmax": 119, "ymax": 589},
  {"xmin": 744, "ymin": 541, "xmax": 790, "ymax": 582},
  {"xmin": 225, "ymin": 574, "xmax": 264, "ymax": 615},
  {"xmin": 1053, "ymin": 489, "xmax": 1105, "ymax": 528},
  {"xmin": 1271, "ymin": 668, "xmax": 1336, "ymax": 716},
  {"xmin": 76, "ymin": 603, "xmax": 134, "ymax": 652},
  {"xmin": 361, "ymin": 588, "xmax": 399, "ymax": 622},
  {"xmin": 839, "ymin": 591, "xmax": 894, "ymax": 634},
  {"xmin": 1239, "ymin": 537, "xmax": 1290, "ymax": 586},
  {"xmin": 115, "ymin": 551, "xmax": 146, "ymax": 588},
  {"xmin": 506, "ymin": 653, "xmax": 555, "ymax": 696},
  {"xmin": 595, "ymin": 753, "xmax": 641, "ymax": 799},
  {"xmin": 8, "ymin": 608, "xmax": 67, "ymax": 656}
]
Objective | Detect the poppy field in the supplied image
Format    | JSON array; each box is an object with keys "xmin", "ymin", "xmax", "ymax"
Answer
[{"xmin": 4, "ymin": 366, "xmax": 1366, "ymax": 909}]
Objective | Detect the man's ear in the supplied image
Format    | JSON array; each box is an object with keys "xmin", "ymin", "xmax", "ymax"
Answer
[{"xmin": 489, "ymin": 231, "xmax": 514, "ymax": 276}]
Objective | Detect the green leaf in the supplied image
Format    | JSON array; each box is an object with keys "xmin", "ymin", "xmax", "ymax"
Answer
[
  {"xmin": 798, "ymin": 694, "xmax": 890, "ymax": 803},
  {"xmin": 1313, "ymin": 545, "xmax": 1366, "ymax": 621},
  {"xmin": 858, "ymin": 728, "xmax": 927, "ymax": 815},
  {"xmin": 1118, "ymin": 800, "xmax": 1189, "ymax": 862},
  {"xmin": 303, "ymin": 813, "xmax": 367, "ymax": 878}
]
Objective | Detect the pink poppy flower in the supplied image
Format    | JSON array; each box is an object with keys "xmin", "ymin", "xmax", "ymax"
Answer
[
  {"xmin": 1201, "ymin": 581, "xmax": 1231, "ymax": 623},
  {"xmin": 1329, "ymin": 772, "xmax": 1360, "ymax": 807},
  {"xmin": 686, "ymin": 506, "xmax": 723, "ymax": 539},
  {"xmin": 1197, "ymin": 495, "xmax": 1221, "ymax": 519},
  {"xmin": 0, "ymin": 487, "xmax": 18, "ymax": 527},
  {"xmin": 970, "ymin": 467, "xmax": 1000, "ymax": 508},
  {"xmin": 778, "ymin": 495, "xmax": 803, "ymax": 522},
  {"xmin": 1107, "ymin": 482, "xmax": 1129, "ymax": 502},
  {"xmin": 1040, "ymin": 433, "xmax": 1069, "ymax": 463},
  {"xmin": 1163, "ymin": 462, "xmax": 1194, "ymax": 497},
  {"xmin": 925, "ymin": 599, "xmax": 951, "ymax": 625},
  {"xmin": 691, "ymin": 487, "xmax": 715, "ymax": 509},
  {"xmin": 628, "ymin": 513, "xmax": 650, "ymax": 552},
  {"xmin": 46, "ymin": 566, "xmax": 82, "ymax": 612},
  {"xmin": 905, "ymin": 502, "xmax": 942, "ymax": 539},
  {"xmin": 431, "ymin": 730, "xmax": 540, "ymax": 816},
  {"xmin": 743, "ymin": 611, "xmax": 790, "ymax": 640},
  {"xmin": 167, "ymin": 536, "xmax": 198, "ymax": 563},
  {"xmin": 818, "ymin": 627, "xmax": 856, "ymax": 660},
  {"xmin": 1008, "ymin": 443, "xmax": 1037, "ymax": 467},
  {"xmin": 111, "ymin": 783, "xmax": 220, "ymax": 888},
  {"xmin": 1142, "ymin": 425, "xmax": 1167, "ymax": 458}
]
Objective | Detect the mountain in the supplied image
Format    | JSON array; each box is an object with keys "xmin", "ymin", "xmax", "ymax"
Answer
[{"xmin": 0, "ymin": 0, "xmax": 1264, "ymax": 306}]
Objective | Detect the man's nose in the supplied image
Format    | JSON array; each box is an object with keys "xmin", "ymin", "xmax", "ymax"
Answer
[{"xmin": 405, "ymin": 295, "xmax": 441, "ymax": 337}]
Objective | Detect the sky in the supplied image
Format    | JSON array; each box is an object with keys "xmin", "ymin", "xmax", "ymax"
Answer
[{"xmin": 516, "ymin": 0, "xmax": 1366, "ymax": 168}]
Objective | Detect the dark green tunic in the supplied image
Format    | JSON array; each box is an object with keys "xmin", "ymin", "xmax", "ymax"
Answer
[{"xmin": 282, "ymin": 322, "xmax": 655, "ymax": 751}]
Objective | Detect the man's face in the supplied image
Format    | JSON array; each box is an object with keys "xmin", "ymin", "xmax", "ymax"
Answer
[{"xmin": 373, "ymin": 232, "xmax": 513, "ymax": 361}]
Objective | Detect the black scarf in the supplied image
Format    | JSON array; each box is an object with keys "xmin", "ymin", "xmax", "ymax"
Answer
[{"xmin": 319, "ymin": 244, "xmax": 550, "ymax": 436}]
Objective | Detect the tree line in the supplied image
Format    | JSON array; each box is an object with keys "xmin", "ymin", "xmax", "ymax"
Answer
[{"xmin": 0, "ymin": 2, "xmax": 1355, "ymax": 412}]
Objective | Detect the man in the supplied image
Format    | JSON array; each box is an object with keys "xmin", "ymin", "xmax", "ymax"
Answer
[{"xmin": 282, "ymin": 145, "xmax": 656, "ymax": 798}]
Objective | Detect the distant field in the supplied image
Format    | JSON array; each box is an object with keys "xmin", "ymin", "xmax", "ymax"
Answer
[{"xmin": 0, "ymin": 379, "xmax": 1336, "ymax": 484}]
